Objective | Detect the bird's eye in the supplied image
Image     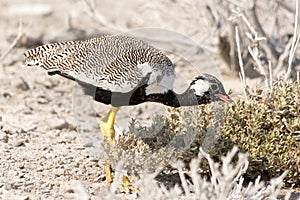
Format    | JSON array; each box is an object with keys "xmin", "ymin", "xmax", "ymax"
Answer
[{"xmin": 211, "ymin": 84, "xmax": 219, "ymax": 91}]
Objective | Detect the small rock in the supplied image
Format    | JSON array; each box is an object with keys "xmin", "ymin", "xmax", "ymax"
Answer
[
  {"xmin": 11, "ymin": 77, "xmax": 30, "ymax": 91},
  {"xmin": 72, "ymin": 145, "xmax": 85, "ymax": 150},
  {"xmin": 11, "ymin": 139, "xmax": 26, "ymax": 147},
  {"xmin": 0, "ymin": 131, "xmax": 9, "ymax": 143},
  {"xmin": 66, "ymin": 188, "xmax": 75, "ymax": 193},
  {"xmin": 60, "ymin": 132, "xmax": 76, "ymax": 141},
  {"xmin": 19, "ymin": 172, "xmax": 25, "ymax": 178},
  {"xmin": 24, "ymin": 181, "xmax": 34, "ymax": 187},
  {"xmin": 54, "ymin": 168, "xmax": 65, "ymax": 176},
  {"xmin": 22, "ymin": 106, "xmax": 33, "ymax": 115},
  {"xmin": 37, "ymin": 96, "xmax": 49, "ymax": 104},
  {"xmin": 40, "ymin": 189, "xmax": 50, "ymax": 194},
  {"xmin": 22, "ymin": 124, "xmax": 37, "ymax": 132},
  {"xmin": 51, "ymin": 119, "xmax": 69, "ymax": 130},
  {"xmin": 12, "ymin": 181, "xmax": 24, "ymax": 188},
  {"xmin": 83, "ymin": 142, "xmax": 94, "ymax": 148},
  {"xmin": 2, "ymin": 123, "xmax": 20, "ymax": 134},
  {"xmin": 3, "ymin": 92, "xmax": 12, "ymax": 98}
]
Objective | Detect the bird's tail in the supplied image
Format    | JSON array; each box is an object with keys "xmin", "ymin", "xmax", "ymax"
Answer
[{"xmin": 22, "ymin": 41, "xmax": 80, "ymax": 73}]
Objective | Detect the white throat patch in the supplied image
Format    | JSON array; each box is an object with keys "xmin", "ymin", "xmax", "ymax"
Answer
[{"xmin": 190, "ymin": 79, "xmax": 210, "ymax": 96}]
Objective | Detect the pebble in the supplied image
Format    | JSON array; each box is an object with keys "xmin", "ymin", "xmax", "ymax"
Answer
[
  {"xmin": 0, "ymin": 131, "xmax": 9, "ymax": 143},
  {"xmin": 2, "ymin": 123, "xmax": 20, "ymax": 134},
  {"xmin": 22, "ymin": 107, "xmax": 33, "ymax": 115},
  {"xmin": 2, "ymin": 92, "xmax": 12, "ymax": 98},
  {"xmin": 72, "ymin": 144, "xmax": 86, "ymax": 150},
  {"xmin": 22, "ymin": 124, "xmax": 38, "ymax": 132},
  {"xmin": 11, "ymin": 139, "xmax": 26, "ymax": 147},
  {"xmin": 60, "ymin": 132, "xmax": 76, "ymax": 141},
  {"xmin": 11, "ymin": 77, "xmax": 30, "ymax": 91},
  {"xmin": 13, "ymin": 181, "xmax": 24, "ymax": 188},
  {"xmin": 51, "ymin": 119, "xmax": 70, "ymax": 130},
  {"xmin": 83, "ymin": 142, "xmax": 94, "ymax": 148},
  {"xmin": 37, "ymin": 96, "xmax": 49, "ymax": 104},
  {"xmin": 54, "ymin": 168, "xmax": 65, "ymax": 176},
  {"xmin": 40, "ymin": 189, "xmax": 50, "ymax": 194},
  {"xmin": 24, "ymin": 181, "xmax": 34, "ymax": 187}
]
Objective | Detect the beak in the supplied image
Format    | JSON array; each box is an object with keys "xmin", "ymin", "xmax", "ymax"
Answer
[{"xmin": 214, "ymin": 93, "xmax": 236, "ymax": 106}]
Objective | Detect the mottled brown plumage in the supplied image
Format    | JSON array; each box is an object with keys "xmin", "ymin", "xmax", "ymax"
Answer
[{"xmin": 24, "ymin": 35, "xmax": 175, "ymax": 93}]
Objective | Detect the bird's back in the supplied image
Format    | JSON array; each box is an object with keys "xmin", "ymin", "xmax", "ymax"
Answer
[{"xmin": 23, "ymin": 35, "xmax": 175, "ymax": 93}]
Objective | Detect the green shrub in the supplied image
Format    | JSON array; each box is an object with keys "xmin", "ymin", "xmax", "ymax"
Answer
[{"xmin": 220, "ymin": 80, "xmax": 300, "ymax": 186}]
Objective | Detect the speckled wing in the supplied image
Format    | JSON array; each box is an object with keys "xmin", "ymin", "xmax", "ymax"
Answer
[{"xmin": 23, "ymin": 35, "xmax": 176, "ymax": 93}]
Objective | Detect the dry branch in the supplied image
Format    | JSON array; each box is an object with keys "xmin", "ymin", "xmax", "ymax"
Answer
[
  {"xmin": 286, "ymin": 0, "xmax": 300, "ymax": 80},
  {"xmin": 235, "ymin": 26, "xmax": 249, "ymax": 100},
  {"xmin": 248, "ymin": 46, "xmax": 270, "ymax": 90},
  {"xmin": 0, "ymin": 21, "xmax": 30, "ymax": 63},
  {"xmin": 249, "ymin": 0, "xmax": 279, "ymax": 60}
]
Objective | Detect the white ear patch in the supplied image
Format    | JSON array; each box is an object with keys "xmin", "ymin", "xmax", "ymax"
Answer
[{"xmin": 190, "ymin": 79, "xmax": 210, "ymax": 96}]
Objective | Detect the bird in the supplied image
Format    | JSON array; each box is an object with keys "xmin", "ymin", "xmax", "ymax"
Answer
[{"xmin": 23, "ymin": 34, "xmax": 234, "ymax": 192}]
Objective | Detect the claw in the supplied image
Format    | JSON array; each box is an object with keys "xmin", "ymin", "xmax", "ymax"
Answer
[{"xmin": 118, "ymin": 176, "xmax": 139, "ymax": 193}]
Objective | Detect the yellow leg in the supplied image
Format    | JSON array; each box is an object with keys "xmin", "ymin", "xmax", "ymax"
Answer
[
  {"xmin": 100, "ymin": 107, "xmax": 120, "ymax": 145},
  {"xmin": 100, "ymin": 107, "xmax": 119, "ymax": 185},
  {"xmin": 100, "ymin": 107, "xmax": 138, "ymax": 192},
  {"xmin": 105, "ymin": 165, "xmax": 113, "ymax": 185}
]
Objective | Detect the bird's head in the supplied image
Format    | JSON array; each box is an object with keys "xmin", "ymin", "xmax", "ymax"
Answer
[{"xmin": 189, "ymin": 74, "xmax": 235, "ymax": 105}]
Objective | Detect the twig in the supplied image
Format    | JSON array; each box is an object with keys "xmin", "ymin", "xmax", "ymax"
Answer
[
  {"xmin": 235, "ymin": 26, "xmax": 248, "ymax": 100},
  {"xmin": 176, "ymin": 161, "xmax": 190, "ymax": 196},
  {"xmin": 232, "ymin": 159, "xmax": 249, "ymax": 184},
  {"xmin": 249, "ymin": 0, "xmax": 279, "ymax": 59},
  {"xmin": 249, "ymin": 0, "xmax": 266, "ymax": 39},
  {"xmin": 286, "ymin": 0, "xmax": 300, "ymax": 80},
  {"xmin": 0, "ymin": 20, "xmax": 29, "ymax": 62},
  {"xmin": 268, "ymin": 61, "xmax": 273, "ymax": 92},
  {"xmin": 230, "ymin": 8, "xmax": 265, "ymax": 42},
  {"xmin": 274, "ymin": 37, "xmax": 294, "ymax": 77},
  {"xmin": 235, "ymin": 26, "xmax": 245, "ymax": 86},
  {"xmin": 248, "ymin": 46, "xmax": 270, "ymax": 91},
  {"xmin": 200, "ymin": 147, "xmax": 219, "ymax": 189}
]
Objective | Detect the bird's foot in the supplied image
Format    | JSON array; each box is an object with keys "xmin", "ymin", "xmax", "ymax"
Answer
[
  {"xmin": 118, "ymin": 176, "xmax": 139, "ymax": 194},
  {"xmin": 105, "ymin": 167, "xmax": 139, "ymax": 194}
]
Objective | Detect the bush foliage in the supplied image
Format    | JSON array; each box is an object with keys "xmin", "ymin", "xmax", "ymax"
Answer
[{"xmin": 220, "ymin": 80, "xmax": 300, "ymax": 186}]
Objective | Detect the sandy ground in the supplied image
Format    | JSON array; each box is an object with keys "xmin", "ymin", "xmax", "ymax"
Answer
[{"xmin": 0, "ymin": 0, "xmax": 299, "ymax": 199}]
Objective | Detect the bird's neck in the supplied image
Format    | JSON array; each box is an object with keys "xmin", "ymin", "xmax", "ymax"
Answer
[
  {"xmin": 92, "ymin": 85, "xmax": 210, "ymax": 107},
  {"xmin": 145, "ymin": 89, "xmax": 209, "ymax": 107}
]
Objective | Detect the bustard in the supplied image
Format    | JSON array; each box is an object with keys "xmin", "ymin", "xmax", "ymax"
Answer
[{"xmin": 23, "ymin": 34, "xmax": 234, "ymax": 191}]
